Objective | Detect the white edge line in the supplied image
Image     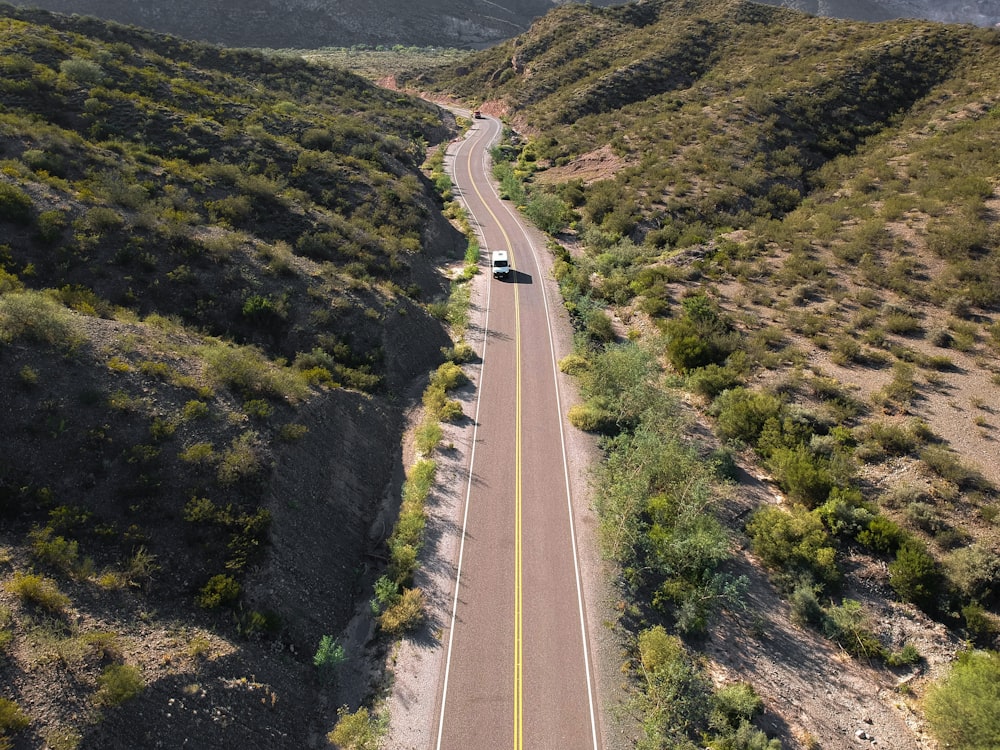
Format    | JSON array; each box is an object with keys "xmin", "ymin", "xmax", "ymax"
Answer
[{"xmin": 434, "ymin": 118, "xmax": 498, "ymax": 750}]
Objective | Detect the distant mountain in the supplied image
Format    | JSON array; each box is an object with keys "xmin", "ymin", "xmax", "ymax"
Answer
[
  {"xmin": 759, "ymin": 0, "xmax": 999, "ymax": 27},
  {"xmin": 4, "ymin": 0, "xmax": 998, "ymax": 52},
  {"xmin": 3, "ymin": 0, "xmax": 611, "ymax": 48}
]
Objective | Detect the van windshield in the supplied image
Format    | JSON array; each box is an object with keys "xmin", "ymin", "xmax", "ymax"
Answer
[{"xmin": 493, "ymin": 258, "xmax": 507, "ymax": 267}]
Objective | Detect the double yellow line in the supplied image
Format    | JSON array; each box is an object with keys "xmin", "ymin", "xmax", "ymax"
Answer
[
  {"xmin": 513, "ymin": 268, "xmax": 523, "ymax": 750},
  {"xmin": 462, "ymin": 121, "xmax": 524, "ymax": 750}
]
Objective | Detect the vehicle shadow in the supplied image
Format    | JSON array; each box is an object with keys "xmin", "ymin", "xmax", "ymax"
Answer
[{"xmin": 496, "ymin": 270, "xmax": 532, "ymax": 284}]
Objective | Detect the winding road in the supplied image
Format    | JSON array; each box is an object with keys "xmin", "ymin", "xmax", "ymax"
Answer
[{"xmin": 431, "ymin": 114, "xmax": 603, "ymax": 750}]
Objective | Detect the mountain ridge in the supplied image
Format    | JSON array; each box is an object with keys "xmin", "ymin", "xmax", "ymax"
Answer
[{"xmin": 5, "ymin": 0, "xmax": 998, "ymax": 51}]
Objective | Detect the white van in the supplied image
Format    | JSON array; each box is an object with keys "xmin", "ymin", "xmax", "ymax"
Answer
[{"xmin": 491, "ymin": 250, "xmax": 510, "ymax": 279}]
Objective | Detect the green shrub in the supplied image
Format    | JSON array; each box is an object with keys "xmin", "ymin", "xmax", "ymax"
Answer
[
  {"xmin": 414, "ymin": 419, "xmax": 443, "ymax": 455},
  {"xmin": 29, "ymin": 526, "xmax": 91, "ymax": 578},
  {"xmin": 313, "ymin": 635, "xmax": 346, "ymax": 683},
  {"xmin": 182, "ymin": 400, "xmax": 210, "ymax": 421},
  {"xmin": 197, "ymin": 574, "xmax": 240, "ymax": 609},
  {"xmin": 889, "ymin": 540, "xmax": 939, "ymax": 610},
  {"xmin": 857, "ymin": 515, "xmax": 906, "ymax": 555},
  {"xmin": 766, "ymin": 444, "xmax": 834, "ymax": 507},
  {"xmin": 59, "ymin": 58, "xmax": 104, "ymax": 84},
  {"xmin": 920, "ymin": 445, "xmax": 988, "ymax": 490},
  {"xmin": 200, "ymin": 342, "xmax": 308, "ymax": 400},
  {"xmin": 95, "ymin": 664, "xmax": 144, "ymax": 707},
  {"xmin": 36, "ymin": 209, "xmax": 66, "ymax": 242},
  {"xmin": 925, "ymin": 650, "xmax": 1000, "ymax": 750},
  {"xmin": 711, "ymin": 682, "xmax": 763, "ymax": 729},
  {"xmin": 789, "ymin": 585, "xmax": 823, "ymax": 626},
  {"xmin": 635, "ymin": 626, "xmax": 712, "ymax": 745},
  {"xmin": 370, "ymin": 575, "xmax": 400, "ymax": 615},
  {"xmin": 217, "ymin": 432, "xmax": 262, "ymax": 485},
  {"xmin": 429, "ymin": 361, "xmax": 468, "ymax": 391}
]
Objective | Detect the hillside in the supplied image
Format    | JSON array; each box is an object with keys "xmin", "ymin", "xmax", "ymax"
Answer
[
  {"xmin": 0, "ymin": 6, "xmax": 463, "ymax": 748},
  {"xmin": 404, "ymin": 0, "xmax": 1000, "ymax": 747}
]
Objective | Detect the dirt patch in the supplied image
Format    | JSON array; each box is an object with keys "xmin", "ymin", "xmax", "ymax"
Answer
[{"xmin": 533, "ymin": 144, "xmax": 625, "ymax": 186}]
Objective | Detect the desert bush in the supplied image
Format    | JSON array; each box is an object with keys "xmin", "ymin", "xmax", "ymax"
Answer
[
  {"xmin": 525, "ymin": 191, "xmax": 570, "ymax": 233},
  {"xmin": 414, "ymin": 419, "xmax": 443, "ymax": 455},
  {"xmin": 327, "ymin": 706, "xmax": 385, "ymax": 750},
  {"xmin": 181, "ymin": 400, "xmax": 210, "ymax": 421},
  {"xmin": 29, "ymin": 527, "xmax": 92, "ymax": 578},
  {"xmin": 59, "ymin": 58, "xmax": 104, "ymax": 84},
  {"xmin": 95, "ymin": 664, "xmax": 144, "ymax": 707},
  {"xmin": 883, "ymin": 311, "xmax": 922, "ymax": 336},
  {"xmin": 635, "ymin": 626, "xmax": 712, "ymax": 746},
  {"xmin": 378, "ymin": 587, "xmax": 425, "ymax": 635},
  {"xmin": 925, "ymin": 650, "xmax": 1000, "ymax": 750},
  {"xmin": 217, "ymin": 432, "xmax": 263, "ymax": 485},
  {"xmin": 746, "ymin": 505, "xmax": 839, "ymax": 588},
  {"xmin": 711, "ymin": 682, "xmax": 763, "ymax": 730},
  {"xmin": 711, "ymin": 387, "xmax": 783, "ymax": 445},
  {"xmin": 688, "ymin": 363, "xmax": 742, "ymax": 399},
  {"xmin": 0, "ymin": 291, "xmax": 82, "ymax": 349},
  {"xmin": 200, "ymin": 342, "xmax": 308, "ymax": 400},
  {"xmin": 789, "ymin": 584, "xmax": 823, "ymax": 626},
  {"xmin": 567, "ymin": 400, "xmax": 616, "ymax": 433},
  {"xmin": 822, "ymin": 599, "xmax": 884, "ymax": 660},
  {"xmin": 197, "ymin": 574, "xmax": 240, "ymax": 609},
  {"xmin": 920, "ymin": 445, "xmax": 988, "ymax": 490},
  {"xmin": 944, "ymin": 544, "xmax": 1000, "ymax": 601},
  {"xmin": 4, "ymin": 572, "xmax": 70, "ymax": 614},
  {"xmin": 863, "ymin": 421, "xmax": 922, "ymax": 455},
  {"xmin": 0, "ymin": 697, "xmax": 29, "ymax": 747}
]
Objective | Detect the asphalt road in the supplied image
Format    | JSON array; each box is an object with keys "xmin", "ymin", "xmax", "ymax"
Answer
[{"xmin": 433, "ymin": 115, "xmax": 602, "ymax": 750}]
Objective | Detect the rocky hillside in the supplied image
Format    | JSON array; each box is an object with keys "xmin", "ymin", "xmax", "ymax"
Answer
[{"xmin": 0, "ymin": 6, "xmax": 462, "ymax": 748}]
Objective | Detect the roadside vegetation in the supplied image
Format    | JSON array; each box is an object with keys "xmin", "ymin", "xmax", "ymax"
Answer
[{"xmin": 409, "ymin": 0, "xmax": 1000, "ymax": 746}]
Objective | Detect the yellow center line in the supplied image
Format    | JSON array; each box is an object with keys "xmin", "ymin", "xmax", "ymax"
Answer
[
  {"xmin": 514, "ymin": 269, "xmax": 523, "ymax": 750},
  {"xmin": 462, "ymin": 119, "xmax": 524, "ymax": 750}
]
